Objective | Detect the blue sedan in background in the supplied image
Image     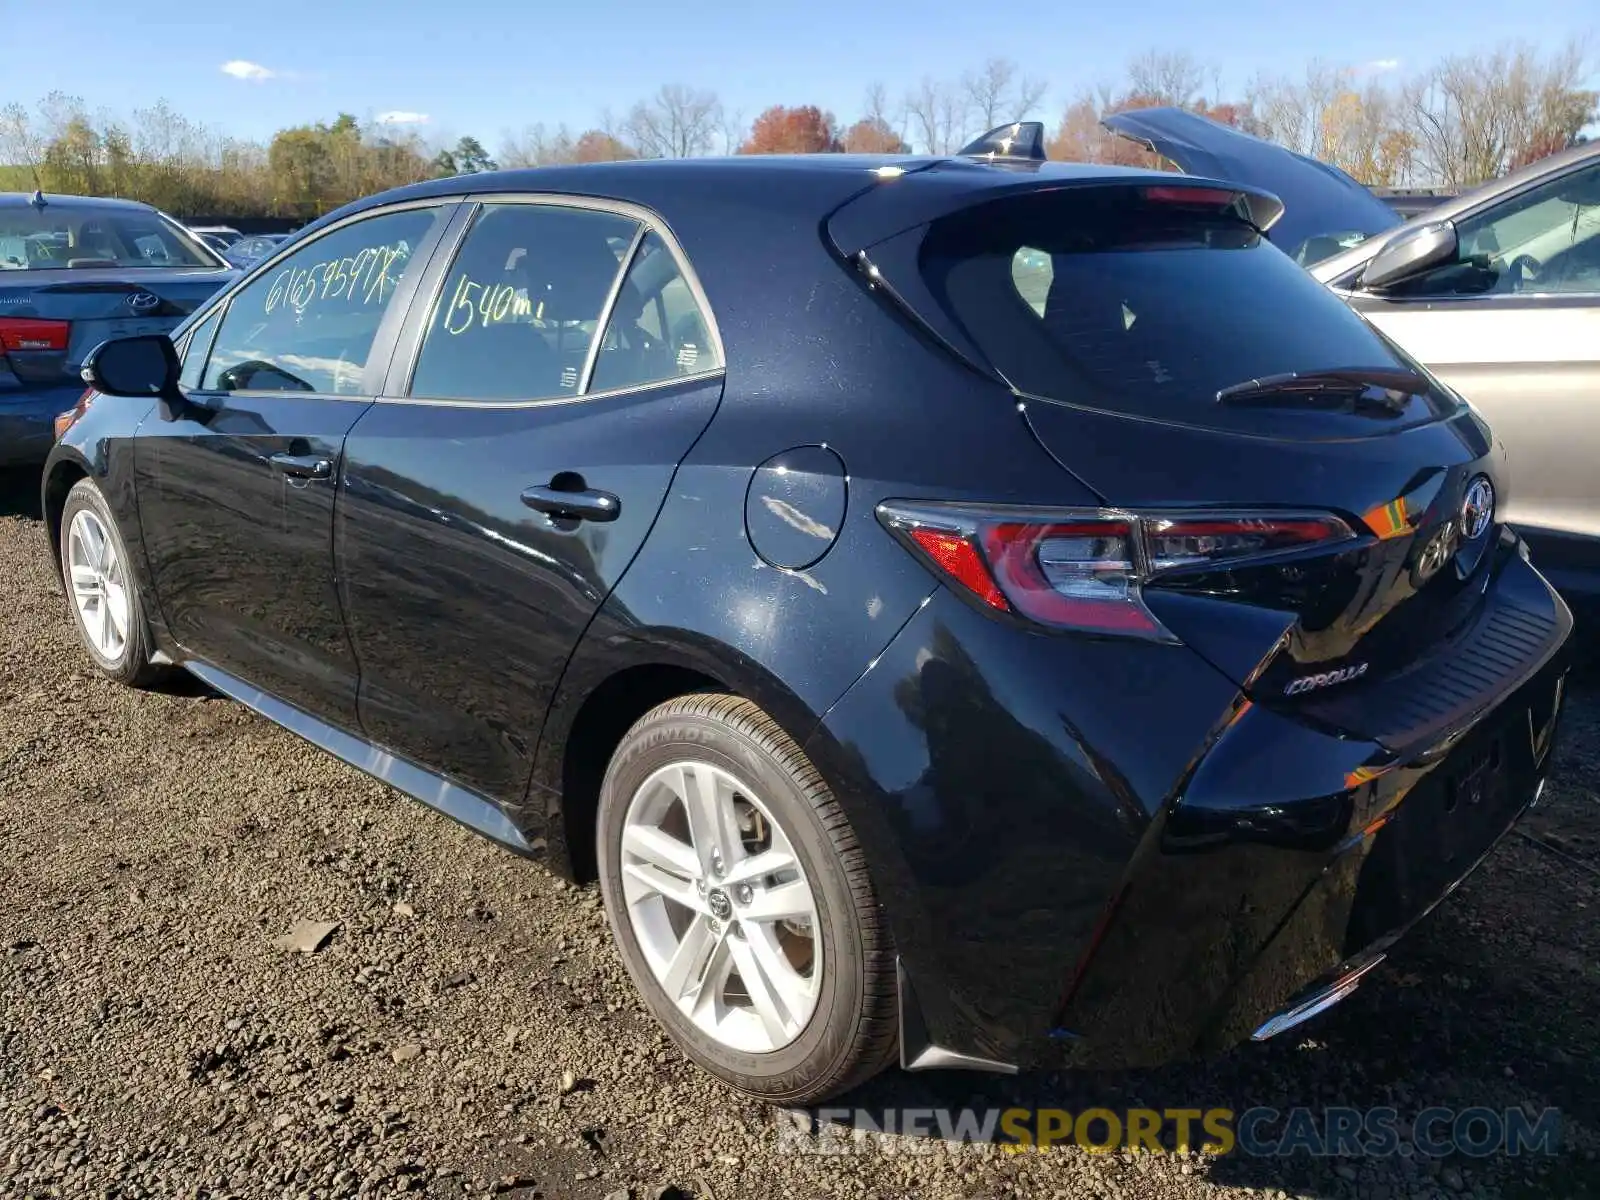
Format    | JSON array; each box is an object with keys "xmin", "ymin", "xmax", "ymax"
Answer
[{"xmin": 1, "ymin": 192, "xmax": 236, "ymax": 466}]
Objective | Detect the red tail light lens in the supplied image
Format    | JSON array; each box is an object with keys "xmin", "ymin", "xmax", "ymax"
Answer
[
  {"xmin": 0, "ymin": 317, "xmax": 70, "ymax": 352},
  {"xmin": 879, "ymin": 502, "xmax": 1353, "ymax": 639}
]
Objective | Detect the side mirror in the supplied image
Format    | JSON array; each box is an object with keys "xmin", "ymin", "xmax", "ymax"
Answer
[
  {"xmin": 80, "ymin": 334, "xmax": 183, "ymax": 403},
  {"xmin": 1358, "ymin": 220, "xmax": 1458, "ymax": 291}
]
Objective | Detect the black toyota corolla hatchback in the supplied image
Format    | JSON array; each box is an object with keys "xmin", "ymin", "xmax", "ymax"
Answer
[{"xmin": 42, "ymin": 126, "xmax": 1571, "ymax": 1104}]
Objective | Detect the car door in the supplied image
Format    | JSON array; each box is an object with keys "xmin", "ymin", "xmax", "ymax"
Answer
[
  {"xmin": 1336, "ymin": 158, "xmax": 1600, "ymax": 551},
  {"xmin": 134, "ymin": 201, "xmax": 453, "ymax": 730},
  {"xmin": 337, "ymin": 197, "xmax": 725, "ymax": 804}
]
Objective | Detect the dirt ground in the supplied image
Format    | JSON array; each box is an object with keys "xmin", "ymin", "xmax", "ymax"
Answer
[{"xmin": 2, "ymin": 466, "xmax": 1598, "ymax": 1200}]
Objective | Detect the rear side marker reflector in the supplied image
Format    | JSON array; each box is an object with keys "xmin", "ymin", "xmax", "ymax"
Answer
[
  {"xmin": 909, "ymin": 528, "xmax": 1006, "ymax": 610},
  {"xmin": 879, "ymin": 501, "xmax": 1354, "ymax": 639}
]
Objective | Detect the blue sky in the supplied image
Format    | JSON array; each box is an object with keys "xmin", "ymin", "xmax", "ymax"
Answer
[{"xmin": 4, "ymin": 0, "xmax": 1596, "ymax": 150}]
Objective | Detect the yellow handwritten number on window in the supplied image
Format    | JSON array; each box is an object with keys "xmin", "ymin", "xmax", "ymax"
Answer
[
  {"xmin": 263, "ymin": 240, "xmax": 410, "ymax": 317},
  {"xmin": 443, "ymin": 274, "xmax": 534, "ymax": 336}
]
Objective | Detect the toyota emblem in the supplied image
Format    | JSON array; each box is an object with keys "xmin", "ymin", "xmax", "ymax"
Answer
[
  {"xmin": 1461, "ymin": 476, "xmax": 1495, "ymax": 541},
  {"xmin": 125, "ymin": 291, "xmax": 161, "ymax": 313}
]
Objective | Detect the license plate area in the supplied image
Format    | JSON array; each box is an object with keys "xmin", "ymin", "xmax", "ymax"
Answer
[
  {"xmin": 1445, "ymin": 739, "xmax": 1499, "ymax": 816},
  {"xmin": 100, "ymin": 318, "xmax": 177, "ymax": 342},
  {"xmin": 69, "ymin": 319, "xmax": 177, "ymax": 364},
  {"xmin": 1342, "ymin": 726, "xmax": 1520, "ymax": 954},
  {"xmin": 1420, "ymin": 732, "xmax": 1504, "ymax": 876}
]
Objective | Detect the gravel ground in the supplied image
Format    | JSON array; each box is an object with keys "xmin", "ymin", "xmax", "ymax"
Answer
[{"xmin": 2, "ymin": 466, "xmax": 1599, "ymax": 1200}]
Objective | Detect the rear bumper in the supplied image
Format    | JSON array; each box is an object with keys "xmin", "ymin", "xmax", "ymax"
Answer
[
  {"xmin": 810, "ymin": 550, "xmax": 1571, "ymax": 1075},
  {"xmin": 1077, "ymin": 639, "xmax": 1567, "ymax": 1069},
  {"xmin": 0, "ymin": 385, "xmax": 78, "ymax": 466}
]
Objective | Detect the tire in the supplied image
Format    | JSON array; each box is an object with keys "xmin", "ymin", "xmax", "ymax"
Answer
[
  {"xmin": 597, "ymin": 693, "xmax": 898, "ymax": 1104},
  {"xmin": 59, "ymin": 477, "xmax": 170, "ymax": 688}
]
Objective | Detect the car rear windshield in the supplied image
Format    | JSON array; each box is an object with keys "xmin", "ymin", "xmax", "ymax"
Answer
[
  {"xmin": 0, "ymin": 205, "xmax": 218, "ymax": 270},
  {"xmin": 917, "ymin": 187, "xmax": 1441, "ymax": 421}
]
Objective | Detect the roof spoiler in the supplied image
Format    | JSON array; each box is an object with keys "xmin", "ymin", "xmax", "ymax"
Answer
[{"xmin": 956, "ymin": 122, "xmax": 1046, "ymax": 163}]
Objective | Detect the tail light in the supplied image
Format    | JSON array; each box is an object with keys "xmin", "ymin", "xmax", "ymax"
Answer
[
  {"xmin": 878, "ymin": 501, "xmax": 1353, "ymax": 639},
  {"xmin": 0, "ymin": 317, "xmax": 70, "ymax": 352}
]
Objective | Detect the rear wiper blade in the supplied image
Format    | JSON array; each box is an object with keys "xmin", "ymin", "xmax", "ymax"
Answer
[{"xmin": 1216, "ymin": 367, "xmax": 1428, "ymax": 413}]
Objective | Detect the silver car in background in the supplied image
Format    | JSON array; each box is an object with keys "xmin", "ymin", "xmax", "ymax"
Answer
[{"xmin": 1105, "ymin": 109, "xmax": 1600, "ymax": 600}]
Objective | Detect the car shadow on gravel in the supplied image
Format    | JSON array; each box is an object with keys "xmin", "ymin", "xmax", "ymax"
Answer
[{"xmin": 0, "ymin": 466, "xmax": 43, "ymax": 519}]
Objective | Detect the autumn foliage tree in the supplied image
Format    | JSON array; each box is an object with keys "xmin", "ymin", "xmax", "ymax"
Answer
[
  {"xmin": 738, "ymin": 105, "xmax": 841, "ymax": 154},
  {"xmin": 841, "ymin": 117, "xmax": 909, "ymax": 154},
  {"xmin": 571, "ymin": 130, "xmax": 636, "ymax": 163}
]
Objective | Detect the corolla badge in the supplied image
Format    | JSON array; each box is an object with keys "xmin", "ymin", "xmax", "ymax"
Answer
[
  {"xmin": 125, "ymin": 291, "xmax": 161, "ymax": 312},
  {"xmin": 1284, "ymin": 662, "xmax": 1370, "ymax": 696},
  {"xmin": 1461, "ymin": 476, "xmax": 1495, "ymax": 541}
]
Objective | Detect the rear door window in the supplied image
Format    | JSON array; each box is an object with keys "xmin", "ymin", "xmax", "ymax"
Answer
[
  {"xmin": 915, "ymin": 187, "xmax": 1446, "ymax": 427},
  {"xmin": 407, "ymin": 203, "xmax": 640, "ymax": 402}
]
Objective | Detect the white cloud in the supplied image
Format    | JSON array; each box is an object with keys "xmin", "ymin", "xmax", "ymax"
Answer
[
  {"xmin": 221, "ymin": 60, "xmax": 276, "ymax": 82},
  {"xmin": 374, "ymin": 111, "xmax": 431, "ymax": 126},
  {"xmin": 1366, "ymin": 58, "xmax": 1401, "ymax": 72}
]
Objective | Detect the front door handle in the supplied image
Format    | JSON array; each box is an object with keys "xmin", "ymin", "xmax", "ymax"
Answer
[
  {"xmin": 269, "ymin": 452, "xmax": 333, "ymax": 480},
  {"xmin": 520, "ymin": 483, "xmax": 621, "ymax": 523}
]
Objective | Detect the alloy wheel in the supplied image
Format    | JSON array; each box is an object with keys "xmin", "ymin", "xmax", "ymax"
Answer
[
  {"xmin": 619, "ymin": 759, "xmax": 822, "ymax": 1054},
  {"xmin": 67, "ymin": 508, "xmax": 130, "ymax": 664}
]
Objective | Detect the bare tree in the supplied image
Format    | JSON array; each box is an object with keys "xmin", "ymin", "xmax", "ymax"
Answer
[
  {"xmin": 0, "ymin": 102, "xmax": 45, "ymax": 186},
  {"xmin": 904, "ymin": 76, "xmax": 965, "ymax": 154},
  {"xmin": 1125, "ymin": 50, "xmax": 1209, "ymax": 106},
  {"xmin": 963, "ymin": 57, "xmax": 1047, "ymax": 131},
  {"xmin": 842, "ymin": 83, "xmax": 909, "ymax": 152},
  {"xmin": 717, "ymin": 106, "xmax": 745, "ymax": 156},
  {"xmin": 498, "ymin": 122, "xmax": 576, "ymax": 168},
  {"xmin": 623, "ymin": 85, "xmax": 723, "ymax": 158},
  {"xmin": 1405, "ymin": 38, "xmax": 1595, "ymax": 187},
  {"xmin": 1245, "ymin": 60, "xmax": 1347, "ymax": 157},
  {"xmin": 862, "ymin": 83, "xmax": 899, "ymax": 132}
]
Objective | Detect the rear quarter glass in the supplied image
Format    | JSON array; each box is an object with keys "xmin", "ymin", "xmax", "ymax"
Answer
[{"xmin": 905, "ymin": 187, "xmax": 1462, "ymax": 437}]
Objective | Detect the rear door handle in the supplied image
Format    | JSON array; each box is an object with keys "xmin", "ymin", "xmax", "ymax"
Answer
[
  {"xmin": 520, "ymin": 484, "xmax": 621, "ymax": 523},
  {"xmin": 269, "ymin": 453, "xmax": 333, "ymax": 480}
]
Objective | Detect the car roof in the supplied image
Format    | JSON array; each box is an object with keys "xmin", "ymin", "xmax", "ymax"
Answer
[
  {"xmin": 298, "ymin": 153, "xmax": 1249, "ymax": 246},
  {"xmin": 0, "ymin": 191, "xmax": 158, "ymax": 213}
]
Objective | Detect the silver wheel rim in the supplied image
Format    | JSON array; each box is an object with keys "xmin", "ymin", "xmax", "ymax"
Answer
[
  {"xmin": 620, "ymin": 760, "xmax": 822, "ymax": 1054},
  {"xmin": 67, "ymin": 508, "xmax": 131, "ymax": 664}
]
